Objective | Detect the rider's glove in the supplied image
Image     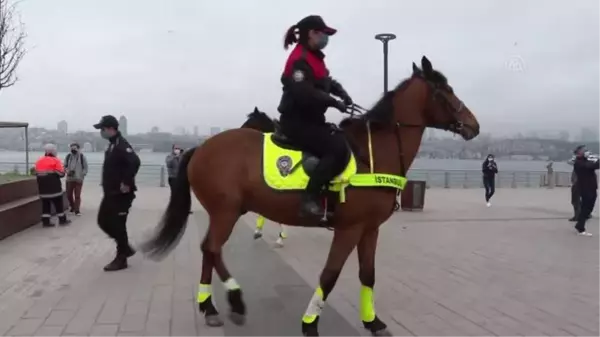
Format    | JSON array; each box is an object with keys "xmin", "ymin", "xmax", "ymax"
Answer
[
  {"xmin": 333, "ymin": 100, "xmax": 348, "ymax": 113},
  {"xmin": 341, "ymin": 94, "xmax": 353, "ymax": 106}
]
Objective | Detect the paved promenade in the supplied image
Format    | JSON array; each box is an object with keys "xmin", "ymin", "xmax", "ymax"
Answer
[{"xmin": 0, "ymin": 186, "xmax": 597, "ymax": 336}]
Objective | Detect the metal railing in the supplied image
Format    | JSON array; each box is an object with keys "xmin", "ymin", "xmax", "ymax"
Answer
[
  {"xmin": 0, "ymin": 162, "xmax": 166, "ymax": 187},
  {"xmin": 0, "ymin": 161, "xmax": 575, "ymax": 189}
]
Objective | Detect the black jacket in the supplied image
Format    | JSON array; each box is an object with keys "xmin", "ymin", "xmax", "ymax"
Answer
[
  {"xmin": 574, "ymin": 156, "xmax": 599, "ymax": 193},
  {"xmin": 278, "ymin": 45, "xmax": 348, "ymax": 125},
  {"xmin": 101, "ymin": 132, "xmax": 140, "ymax": 194},
  {"xmin": 482, "ymin": 159, "xmax": 498, "ymax": 179}
]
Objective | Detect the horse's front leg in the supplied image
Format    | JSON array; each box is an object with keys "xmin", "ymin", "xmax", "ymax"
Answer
[
  {"xmin": 357, "ymin": 229, "xmax": 392, "ymax": 336},
  {"xmin": 301, "ymin": 227, "xmax": 363, "ymax": 336}
]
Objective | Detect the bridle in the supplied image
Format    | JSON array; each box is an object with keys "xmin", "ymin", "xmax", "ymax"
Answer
[{"xmin": 347, "ymin": 75, "xmax": 466, "ymax": 178}]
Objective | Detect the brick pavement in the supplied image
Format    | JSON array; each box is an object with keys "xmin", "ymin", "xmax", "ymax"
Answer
[{"xmin": 0, "ymin": 186, "xmax": 597, "ymax": 336}]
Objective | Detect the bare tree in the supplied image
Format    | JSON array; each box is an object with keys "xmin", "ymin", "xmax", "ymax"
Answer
[{"xmin": 0, "ymin": 0, "xmax": 25, "ymax": 91}]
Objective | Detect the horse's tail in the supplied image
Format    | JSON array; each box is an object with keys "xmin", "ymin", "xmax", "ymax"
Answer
[{"xmin": 141, "ymin": 147, "xmax": 197, "ymax": 260}]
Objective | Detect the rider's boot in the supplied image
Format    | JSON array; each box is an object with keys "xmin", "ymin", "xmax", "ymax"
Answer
[
  {"xmin": 300, "ymin": 155, "xmax": 338, "ymax": 220},
  {"xmin": 299, "ymin": 192, "xmax": 325, "ymax": 219}
]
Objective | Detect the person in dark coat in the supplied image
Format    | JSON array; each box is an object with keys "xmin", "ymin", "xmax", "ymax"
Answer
[
  {"xmin": 572, "ymin": 145, "xmax": 599, "ymax": 236},
  {"xmin": 94, "ymin": 115, "xmax": 141, "ymax": 271},
  {"xmin": 567, "ymin": 155, "xmax": 581, "ymax": 221},
  {"xmin": 277, "ymin": 15, "xmax": 353, "ymax": 219},
  {"xmin": 482, "ymin": 154, "xmax": 498, "ymax": 207},
  {"xmin": 165, "ymin": 144, "xmax": 182, "ymax": 195}
]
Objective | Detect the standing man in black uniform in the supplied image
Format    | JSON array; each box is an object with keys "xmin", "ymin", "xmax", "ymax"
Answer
[
  {"xmin": 94, "ymin": 115, "xmax": 141, "ymax": 271},
  {"xmin": 572, "ymin": 145, "xmax": 599, "ymax": 236}
]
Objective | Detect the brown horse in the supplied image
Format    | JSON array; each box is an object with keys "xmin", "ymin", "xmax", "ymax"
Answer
[{"xmin": 142, "ymin": 56, "xmax": 480, "ymax": 336}]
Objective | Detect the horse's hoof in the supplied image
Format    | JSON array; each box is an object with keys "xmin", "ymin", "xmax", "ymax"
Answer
[
  {"xmin": 205, "ymin": 314, "xmax": 224, "ymax": 327},
  {"xmin": 253, "ymin": 232, "xmax": 262, "ymax": 240},
  {"xmin": 228, "ymin": 312, "xmax": 246, "ymax": 326},
  {"xmin": 275, "ymin": 238, "xmax": 284, "ymax": 248},
  {"xmin": 372, "ymin": 328, "xmax": 392, "ymax": 336}
]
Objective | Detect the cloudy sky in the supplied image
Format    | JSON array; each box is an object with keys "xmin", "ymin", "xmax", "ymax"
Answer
[{"xmin": 0, "ymin": 0, "xmax": 598, "ymax": 135}]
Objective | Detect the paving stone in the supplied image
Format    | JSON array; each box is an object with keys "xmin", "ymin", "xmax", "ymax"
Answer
[{"xmin": 0, "ymin": 186, "xmax": 596, "ymax": 336}]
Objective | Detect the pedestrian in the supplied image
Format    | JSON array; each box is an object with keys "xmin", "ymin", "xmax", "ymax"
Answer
[
  {"xmin": 34, "ymin": 143, "xmax": 71, "ymax": 227},
  {"xmin": 567, "ymin": 155, "xmax": 581, "ymax": 221},
  {"xmin": 572, "ymin": 145, "xmax": 599, "ymax": 236},
  {"xmin": 93, "ymin": 115, "xmax": 141, "ymax": 271},
  {"xmin": 165, "ymin": 145, "xmax": 182, "ymax": 195},
  {"xmin": 482, "ymin": 154, "xmax": 498, "ymax": 207},
  {"xmin": 64, "ymin": 142, "xmax": 88, "ymax": 215}
]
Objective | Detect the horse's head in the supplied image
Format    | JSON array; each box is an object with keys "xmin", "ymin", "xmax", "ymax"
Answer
[
  {"xmin": 406, "ymin": 56, "xmax": 480, "ymax": 140},
  {"xmin": 241, "ymin": 107, "xmax": 277, "ymax": 132}
]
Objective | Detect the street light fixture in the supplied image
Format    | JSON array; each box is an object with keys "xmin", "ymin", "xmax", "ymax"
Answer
[{"xmin": 374, "ymin": 33, "xmax": 397, "ymax": 93}]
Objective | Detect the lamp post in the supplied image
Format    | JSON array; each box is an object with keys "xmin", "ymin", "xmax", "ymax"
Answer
[{"xmin": 374, "ymin": 33, "xmax": 397, "ymax": 93}]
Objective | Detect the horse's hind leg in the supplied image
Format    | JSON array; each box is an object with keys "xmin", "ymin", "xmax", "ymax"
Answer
[
  {"xmin": 357, "ymin": 229, "xmax": 392, "ymax": 336},
  {"xmin": 253, "ymin": 215, "xmax": 265, "ymax": 239},
  {"xmin": 198, "ymin": 234, "xmax": 224, "ymax": 327},
  {"xmin": 207, "ymin": 211, "xmax": 247, "ymax": 326},
  {"xmin": 275, "ymin": 224, "xmax": 286, "ymax": 247},
  {"xmin": 301, "ymin": 227, "xmax": 363, "ymax": 336}
]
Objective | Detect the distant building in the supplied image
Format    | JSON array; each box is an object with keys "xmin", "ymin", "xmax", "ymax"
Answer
[
  {"xmin": 193, "ymin": 126, "xmax": 199, "ymax": 137},
  {"xmin": 174, "ymin": 127, "xmax": 186, "ymax": 136},
  {"xmin": 57, "ymin": 120, "xmax": 68, "ymax": 134},
  {"xmin": 119, "ymin": 115, "xmax": 128, "ymax": 136},
  {"xmin": 210, "ymin": 127, "xmax": 221, "ymax": 136},
  {"xmin": 580, "ymin": 127, "xmax": 599, "ymax": 142},
  {"xmin": 83, "ymin": 142, "xmax": 93, "ymax": 152},
  {"xmin": 150, "ymin": 126, "xmax": 159, "ymax": 133}
]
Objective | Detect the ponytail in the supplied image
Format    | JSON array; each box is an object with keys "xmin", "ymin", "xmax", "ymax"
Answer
[{"xmin": 283, "ymin": 24, "xmax": 298, "ymax": 50}]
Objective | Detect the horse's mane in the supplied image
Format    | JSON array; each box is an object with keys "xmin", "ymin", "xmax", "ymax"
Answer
[
  {"xmin": 339, "ymin": 78, "xmax": 411, "ymax": 129},
  {"xmin": 339, "ymin": 67, "xmax": 447, "ymax": 129},
  {"xmin": 246, "ymin": 109, "xmax": 271, "ymax": 121}
]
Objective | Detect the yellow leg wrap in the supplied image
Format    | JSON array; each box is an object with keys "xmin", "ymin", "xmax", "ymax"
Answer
[
  {"xmin": 360, "ymin": 285, "xmax": 376, "ymax": 322},
  {"xmin": 302, "ymin": 286, "xmax": 324, "ymax": 324},
  {"xmin": 279, "ymin": 225, "xmax": 287, "ymax": 239},
  {"xmin": 256, "ymin": 215, "xmax": 265, "ymax": 230},
  {"xmin": 197, "ymin": 283, "xmax": 211, "ymax": 303}
]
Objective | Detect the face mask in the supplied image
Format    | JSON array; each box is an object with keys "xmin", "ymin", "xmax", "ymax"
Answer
[
  {"xmin": 71, "ymin": 149, "xmax": 77, "ymax": 154},
  {"xmin": 488, "ymin": 157, "xmax": 494, "ymax": 161},
  {"xmin": 100, "ymin": 130, "xmax": 111, "ymax": 139},
  {"xmin": 316, "ymin": 33, "xmax": 329, "ymax": 49},
  {"xmin": 174, "ymin": 149, "xmax": 181, "ymax": 155}
]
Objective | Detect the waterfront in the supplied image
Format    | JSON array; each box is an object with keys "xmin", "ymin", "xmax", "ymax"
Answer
[
  {"xmin": 0, "ymin": 150, "xmax": 573, "ymax": 171},
  {"xmin": 0, "ymin": 150, "xmax": 575, "ymax": 188}
]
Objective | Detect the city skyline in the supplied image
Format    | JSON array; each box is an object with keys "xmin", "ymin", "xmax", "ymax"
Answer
[{"xmin": 44, "ymin": 118, "xmax": 600, "ymax": 142}]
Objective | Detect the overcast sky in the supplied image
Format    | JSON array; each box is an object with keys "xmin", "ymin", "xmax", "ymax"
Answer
[{"xmin": 0, "ymin": 0, "xmax": 598, "ymax": 135}]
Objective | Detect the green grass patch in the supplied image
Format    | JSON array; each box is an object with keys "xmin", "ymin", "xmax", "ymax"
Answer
[{"xmin": 0, "ymin": 172, "xmax": 33, "ymax": 184}]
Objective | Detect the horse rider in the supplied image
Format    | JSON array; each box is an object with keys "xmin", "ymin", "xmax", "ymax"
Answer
[{"xmin": 277, "ymin": 15, "xmax": 354, "ymax": 219}]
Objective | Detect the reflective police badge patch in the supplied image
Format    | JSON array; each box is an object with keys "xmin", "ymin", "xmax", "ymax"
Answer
[
  {"xmin": 276, "ymin": 155, "xmax": 292, "ymax": 177},
  {"xmin": 292, "ymin": 70, "xmax": 304, "ymax": 82}
]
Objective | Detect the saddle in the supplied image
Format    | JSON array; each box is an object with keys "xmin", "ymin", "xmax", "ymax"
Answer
[{"xmin": 270, "ymin": 124, "xmax": 351, "ymax": 176}]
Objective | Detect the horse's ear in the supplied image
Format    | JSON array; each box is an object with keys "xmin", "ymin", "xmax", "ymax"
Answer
[
  {"xmin": 421, "ymin": 56, "xmax": 433, "ymax": 75},
  {"xmin": 253, "ymin": 106, "xmax": 259, "ymax": 113},
  {"xmin": 412, "ymin": 62, "xmax": 420, "ymax": 74}
]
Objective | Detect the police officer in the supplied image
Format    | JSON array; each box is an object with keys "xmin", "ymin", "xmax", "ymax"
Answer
[
  {"xmin": 572, "ymin": 145, "xmax": 599, "ymax": 236},
  {"xmin": 277, "ymin": 15, "xmax": 353, "ymax": 219},
  {"xmin": 94, "ymin": 115, "xmax": 141, "ymax": 271}
]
